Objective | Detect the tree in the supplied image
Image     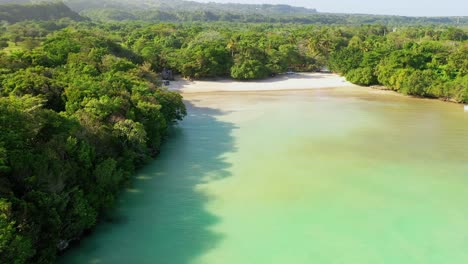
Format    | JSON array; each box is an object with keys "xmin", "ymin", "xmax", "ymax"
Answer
[
  {"xmin": 179, "ymin": 31, "xmax": 232, "ymax": 78},
  {"xmin": 346, "ymin": 67, "xmax": 378, "ymax": 86},
  {"xmin": 231, "ymin": 59, "xmax": 270, "ymax": 80},
  {"xmin": 0, "ymin": 199, "xmax": 34, "ymax": 263},
  {"xmin": 328, "ymin": 47, "xmax": 363, "ymax": 74},
  {"xmin": 230, "ymin": 38, "xmax": 270, "ymax": 79},
  {"xmin": 1, "ymin": 67, "xmax": 65, "ymax": 111}
]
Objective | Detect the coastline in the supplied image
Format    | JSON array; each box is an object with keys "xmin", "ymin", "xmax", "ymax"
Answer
[
  {"xmin": 168, "ymin": 73, "xmax": 467, "ymax": 107},
  {"xmin": 167, "ymin": 73, "xmax": 358, "ymax": 93}
]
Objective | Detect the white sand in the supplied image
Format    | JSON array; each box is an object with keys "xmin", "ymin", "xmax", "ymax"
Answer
[{"xmin": 168, "ymin": 73, "xmax": 358, "ymax": 93}]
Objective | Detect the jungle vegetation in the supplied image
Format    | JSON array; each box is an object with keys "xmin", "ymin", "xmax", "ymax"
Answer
[{"xmin": 0, "ymin": 1, "xmax": 467, "ymax": 263}]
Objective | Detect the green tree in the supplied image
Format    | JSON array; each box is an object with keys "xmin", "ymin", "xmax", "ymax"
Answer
[{"xmin": 346, "ymin": 67, "xmax": 378, "ymax": 86}]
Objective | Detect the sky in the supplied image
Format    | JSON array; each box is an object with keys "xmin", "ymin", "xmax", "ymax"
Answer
[{"xmin": 194, "ymin": 0, "xmax": 467, "ymax": 16}]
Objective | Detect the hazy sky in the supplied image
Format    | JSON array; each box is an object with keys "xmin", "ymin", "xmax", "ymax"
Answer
[{"xmin": 194, "ymin": 0, "xmax": 467, "ymax": 16}]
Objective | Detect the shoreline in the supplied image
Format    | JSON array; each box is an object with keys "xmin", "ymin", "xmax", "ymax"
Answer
[
  {"xmin": 168, "ymin": 73, "xmax": 467, "ymax": 107},
  {"xmin": 167, "ymin": 73, "xmax": 358, "ymax": 93}
]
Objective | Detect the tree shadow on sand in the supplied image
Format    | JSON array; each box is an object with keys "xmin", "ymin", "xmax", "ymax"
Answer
[{"xmin": 60, "ymin": 101, "xmax": 237, "ymax": 264}]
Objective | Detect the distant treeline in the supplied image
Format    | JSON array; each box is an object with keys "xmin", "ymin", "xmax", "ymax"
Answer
[
  {"xmin": 0, "ymin": 0, "xmax": 466, "ymax": 25},
  {"xmin": 80, "ymin": 8, "xmax": 466, "ymax": 25},
  {"xmin": 63, "ymin": 0, "xmax": 318, "ymax": 15},
  {"xmin": 0, "ymin": 2, "xmax": 83, "ymax": 23},
  {"xmin": 75, "ymin": 0, "xmax": 467, "ymax": 26}
]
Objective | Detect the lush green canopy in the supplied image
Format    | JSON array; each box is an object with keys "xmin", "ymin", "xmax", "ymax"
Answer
[
  {"xmin": 0, "ymin": 12, "xmax": 466, "ymax": 264},
  {"xmin": 0, "ymin": 21, "xmax": 185, "ymax": 263}
]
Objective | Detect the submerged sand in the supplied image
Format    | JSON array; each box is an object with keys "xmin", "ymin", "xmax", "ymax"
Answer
[
  {"xmin": 61, "ymin": 87, "xmax": 468, "ymax": 264},
  {"xmin": 168, "ymin": 73, "xmax": 358, "ymax": 93}
]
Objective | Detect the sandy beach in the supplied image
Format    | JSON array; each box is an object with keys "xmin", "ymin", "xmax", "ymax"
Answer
[{"xmin": 168, "ymin": 73, "xmax": 358, "ymax": 93}]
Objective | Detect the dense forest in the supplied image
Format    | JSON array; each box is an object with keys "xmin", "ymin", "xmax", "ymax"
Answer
[
  {"xmin": 0, "ymin": 2, "xmax": 83, "ymax": 23},
  {"xmin": 0, "ymin": 19, "xmax": 186, "ymax": 263},
  {"xmin": 329, "ymin": 27, "xmax": 467, "ymax": 101},
  {"xmin": 62, "ymin": 0, "xmax": 318, "ymax": 15},
  {"xmin": 0, "ymin": 1, "xmax": 467, "ymax": 263},
  {"xmin": 1, "ymin": 1, "xmax": 466, "ymax": 25},
  {"xmin": 15, "ymin": 21, "xmax": 459, "ymax": 102}
]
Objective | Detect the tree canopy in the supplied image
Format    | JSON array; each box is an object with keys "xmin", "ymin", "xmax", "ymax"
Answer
[
  {"xmin": 0, "ymin": 2, "xmax": 83, "ymax": 23},
  {"xmin": 0, "ymin": 7, "xmax": 467, "ymax": 263},
  {"xmin": 0, "ymin": 20, "xmax": 185, "ymax": 263}
]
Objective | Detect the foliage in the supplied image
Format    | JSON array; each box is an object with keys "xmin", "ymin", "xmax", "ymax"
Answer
[
  {"xmin": 0, "ymin": 23, "xmax": 186, "ymax": 263},
  {"xmin": 328, "ymin": 26, "xmax": 467, "ymax": 102},
  {"xmin": 0, "ymin": 2, "xmax": 83, "ymax": 23},
  {"xmin": 179, "ymin": 31, "xmax": 232, "ymax": 78},
  {"xmin": 0, "ymin": 10, "xmax": 467, "ymax": 263},
  {"xmin": 346, "ymin": 67, "xmax": 378, "ymax": 86},
  {"xmin": 60, "ymin": 0, "xmax": 468, "ymax": 26}
]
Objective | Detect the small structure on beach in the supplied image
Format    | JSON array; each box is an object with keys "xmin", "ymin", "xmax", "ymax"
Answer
[
  {"xmin": 161, "ymin": 68, "xmax": 174, "ymax": 81},
  {"xmin": 319, "ymin": 66, "xmax": 332, "ymax": 73},
  {"xmin": 464, "ymin": 105, "xmax": 468, "ymax": 112}
]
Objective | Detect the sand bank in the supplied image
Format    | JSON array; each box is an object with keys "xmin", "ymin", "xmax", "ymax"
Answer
[{"xmin": 168, "ymin": 73, "xmax": 358, "ymax": 93}]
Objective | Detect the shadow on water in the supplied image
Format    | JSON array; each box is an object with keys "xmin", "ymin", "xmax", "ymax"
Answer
[{"xmin": 60, "ymin": 100, "xmax": 237, "ymax": 264}]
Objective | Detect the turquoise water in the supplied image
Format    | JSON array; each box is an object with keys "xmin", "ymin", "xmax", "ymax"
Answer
[{"xmin": 61, "ymin": 88, "xmax": 468, "ymax": 264}]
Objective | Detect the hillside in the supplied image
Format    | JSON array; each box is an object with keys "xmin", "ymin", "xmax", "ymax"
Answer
[
  {"xmin": 63, "ymin": 0, "xmax": 318, "ymax": 15},
  {"xmin": 0, "ymin": 2, "xmax": 83, "ymax": 23},
  {"xmin": 1, "ymin": 0, "xmax": 465, "ymax": 25},
  {"xmin": 66, "ymin": 0, "xmax": 467, "ymax": 25}
]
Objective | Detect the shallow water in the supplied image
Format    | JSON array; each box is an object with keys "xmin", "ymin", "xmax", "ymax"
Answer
[{"xmin": 61, "ymin": 87, "xmax": 468, "ymax": 264}]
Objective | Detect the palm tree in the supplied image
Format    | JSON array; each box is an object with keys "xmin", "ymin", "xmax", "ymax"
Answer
[{"xmin": 227, "ymin": 35, "xmax": 241, "ymax": 57}]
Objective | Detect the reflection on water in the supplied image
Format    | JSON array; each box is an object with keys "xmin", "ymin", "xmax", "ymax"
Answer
[{"xmin": 61, "ymin": 87, "xmax": 468, "ymax": 264}]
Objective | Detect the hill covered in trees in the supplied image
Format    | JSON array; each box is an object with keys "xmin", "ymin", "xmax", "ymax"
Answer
[
  {"xmin": 64, "ymin": 0, "xmax": 318, "ymax": 15},
  {"xmin": 1, "ymin": 0, "xmax": 466, "ymax": 25},
  {"xmin": 0, "ymin": 1, "xmax": 83, "ymax": 23},
  {"xmin": 0, "ymin": 0, "xmax": 31, "ymax": 4},
  {"xmin": 0, "ymin": 0, "xmax": 318, "ymax": 16},
  {"xmin": 71, "ymin": 0, "xmax": 467, "ymax": 25}
]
